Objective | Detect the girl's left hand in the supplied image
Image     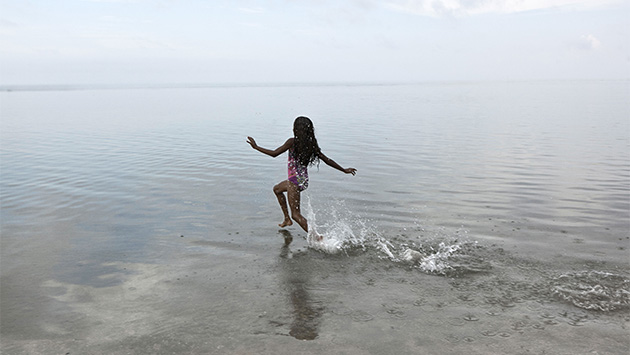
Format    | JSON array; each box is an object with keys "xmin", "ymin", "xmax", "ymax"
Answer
[
  {"xmin": 344, "ymin": 168, "xmax": 357, "ymax": 175},
  {"xmin": 246, "ymin": 136, "xmax": 257, "ymax": 148}
]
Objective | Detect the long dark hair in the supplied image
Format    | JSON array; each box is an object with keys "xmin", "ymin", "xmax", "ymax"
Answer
[{"xmin": 292, "ymin": 116, "xmax": 320, "ymax": 167}]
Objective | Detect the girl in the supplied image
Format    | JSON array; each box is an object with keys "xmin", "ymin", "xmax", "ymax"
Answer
[{"xmin": 247, "ymin": 116, "xmax": 356, "ymax": 237}]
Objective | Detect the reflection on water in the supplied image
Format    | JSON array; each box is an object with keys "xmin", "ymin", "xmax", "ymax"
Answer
[
  {"xmin": 279, "ymin": 233, "xmax": 323, "ymax": 340},
  {"xmin": 279, "ymin": 229, "xmax": 293, "ymax": 246},
  {"xmin": 288, "ymin": 285, "xmax": 322, "ymax": 340}
]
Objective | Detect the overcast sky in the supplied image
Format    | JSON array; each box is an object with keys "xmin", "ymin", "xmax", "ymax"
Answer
[{"xmin": 1, "ymin": 0, "xmax": 628, "ymax": 85}]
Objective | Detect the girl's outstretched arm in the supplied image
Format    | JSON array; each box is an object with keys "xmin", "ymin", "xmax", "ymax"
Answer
[
  {"xmin": 247, "ymin": 137, "xmax": 293, "ymax": 157},
  {"xmin": 319, "ymin": 151, "xmax": 357, "ymax": 175}
]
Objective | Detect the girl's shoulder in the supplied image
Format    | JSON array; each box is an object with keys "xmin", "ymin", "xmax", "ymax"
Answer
[{"xmin": 279, "ymin": 137, "xmax": 294, "ymax": 153}]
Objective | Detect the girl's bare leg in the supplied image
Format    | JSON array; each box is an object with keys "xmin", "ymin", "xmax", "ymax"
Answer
[
  {"xmin": 276, "ymin": 180, "xmax": 322, "ymax": 240},
  {"xmin": 287, "ymin": 186, "xmax": 322, "ymax": 241},
  {"xmin": 286, "ymin": 182, "xmax": 308, "ymax": 232},
  {"xmin": 273, "ymin": 181, "xmax": 292, "ymax": 228}
]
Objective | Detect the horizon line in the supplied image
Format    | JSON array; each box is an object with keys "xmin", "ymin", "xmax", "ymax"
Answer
[{"xmin": 1, "ymin": 78, "xmax": 627, "ymax": 92}]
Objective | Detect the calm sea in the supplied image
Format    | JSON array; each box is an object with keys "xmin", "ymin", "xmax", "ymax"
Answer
[{"xmin": 1, "ymin": 81, "xmax": 629, "ymax": 353}]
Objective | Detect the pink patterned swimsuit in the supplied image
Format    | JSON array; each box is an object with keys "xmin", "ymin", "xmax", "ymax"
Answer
[{"xmin": 288, "ymin": 148, "xmax": 308, "ymax": 191}]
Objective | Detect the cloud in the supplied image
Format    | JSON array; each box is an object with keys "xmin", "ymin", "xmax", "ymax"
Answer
[
  {"xmin": 78, "ymin": 32, "xmax": 177, "ymax": 52},
  {"xmin": 0, "ymin": 18, "xmax": 19, "ymax": 28},
  {"xmin": 384, "ymin": 0, "xmax": 623, "ymax": 17},
  {"xmin": 577, "ymin": 34, "xmax": 601, "ymax": 50},
  {"xmin": 79, "ymin": 0, "xmax": 144, "ymax": 3},
  {"xmin": 0, "ymin": 18, "xmax": 19, "ymax": 36},
  {"xmin": 237, "ymin": 7, "xmax": 265, "ymax": 14}
]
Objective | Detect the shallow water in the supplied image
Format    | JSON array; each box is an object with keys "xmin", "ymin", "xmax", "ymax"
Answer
[{"xmin": 1, "ymin": 81, "xmax": 629, "ymax": 354}]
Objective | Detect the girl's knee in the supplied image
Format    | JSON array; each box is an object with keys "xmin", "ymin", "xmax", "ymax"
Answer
[{"xmin": 273, "ymin": 181, "xmax": 288, "ymax": 195}]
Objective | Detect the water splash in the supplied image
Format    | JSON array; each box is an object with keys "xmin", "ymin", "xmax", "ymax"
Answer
[
  {"xmin": 402, "ymin": 243, "xmax": 462, "ymax": 273},
  {"xmin": 303, "ymin": 197, "xmax": 475, "ymax": 275},
  {"xmin": 552, "ymin": 271, "xmax": 630, "ymax": 312},
  {"xmin": 304, "ymin": 196, "xmax": 366, "ymax": 254}
]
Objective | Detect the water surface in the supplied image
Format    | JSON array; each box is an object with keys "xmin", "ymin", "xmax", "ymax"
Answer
[{"xmin": 1, "ymin": 81, "xmax": 628, "ymax": 354}]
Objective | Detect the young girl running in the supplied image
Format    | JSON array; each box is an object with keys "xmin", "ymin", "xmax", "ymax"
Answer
[{"xmin": 247, "ymin": 116, "xmax": 356, "ymax": 237}]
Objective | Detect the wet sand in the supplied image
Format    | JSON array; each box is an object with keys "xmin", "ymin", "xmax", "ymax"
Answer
[{"xmin": 2, "ymin": 223, "xmax": 628, "ymax": 355}]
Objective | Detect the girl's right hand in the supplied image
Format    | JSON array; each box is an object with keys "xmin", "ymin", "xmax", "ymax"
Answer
[
  {"xmin": 246, "ymin": 136, "xmax": 257, "ymax": 148},
  {"xmin": 344, "ymin": 168, "xmax": 357, "ymax": 175}
]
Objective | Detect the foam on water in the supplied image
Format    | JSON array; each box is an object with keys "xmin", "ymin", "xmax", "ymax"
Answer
[
  {"xmin": 305, "ymin": 196, "xmax": 630, "ymax": 311},
  {"xmin": 306, "ymin": 197, "xmax": 630, "ymax": 311},
  {"xmin": 402, "ymin": 243, "xmax": 463, "ymax": 273},
  {"xmin": 551, "ymin": 271, "xmax": 630, "ymax": 312},
  {"xmin": 303, "ymin": 197, "xmax": 472, "ymax": 275}
]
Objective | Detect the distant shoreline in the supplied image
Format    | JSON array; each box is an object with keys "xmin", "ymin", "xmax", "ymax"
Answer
[{"xmin": 1, "ymin": 79, "xmax": 627, "ymax": 92}]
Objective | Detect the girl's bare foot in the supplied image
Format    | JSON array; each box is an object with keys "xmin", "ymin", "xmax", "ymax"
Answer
[{"xmin": 279, "ymin": 218, "xmax": 293, "ymax": 228}]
